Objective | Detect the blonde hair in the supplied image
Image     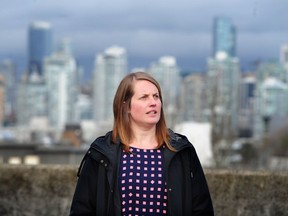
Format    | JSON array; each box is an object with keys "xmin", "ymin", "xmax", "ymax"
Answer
[{"xmin": 112, "ymin": 72, "xmax": 174, "ymax": 151}]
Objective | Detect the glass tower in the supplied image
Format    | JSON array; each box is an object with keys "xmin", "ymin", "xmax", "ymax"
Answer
[
  {"xmin": 206, "ymin": 53, "xmax": 240, "ymax": 138},
  {"xmin": 28, "ymin": 21, "xmax": 53, "ymax": 75},
  {"xmin": 213, "ymin": 17, "xmax": 236, "ymax": 57},
  {"xmin": 148, "ymin": 56, "xmax": 180, "ymax": 128},
  {"xmin": 44, "ymin": 39, "xmax": 78, "ymax": 129},
  {"xmin": 16, "ymin": 72, "xmax": 48, "ymax": 126},
  {"xmin": 0, "ymin": 59, "xmax": 16, "ymax": 125},
  {"xmin": 93, "ymin": 46, "xmax": 127, "ymax": 122}
]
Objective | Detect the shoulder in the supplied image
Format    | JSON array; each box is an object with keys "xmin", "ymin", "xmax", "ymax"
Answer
[
  {"xmin": 87, "ymin": 131, "xmax": 118, "ymax": 159},
  {"xmin": 168, "ymin": 129, "xmax": 195, "ymax": 151},
  {"xmin": 89, "ymin": 131, "xmax": 121, "ymax": 160},
  {"xmin": 90, "ymin": 131, "xmax": 113, "ymax": 148}
]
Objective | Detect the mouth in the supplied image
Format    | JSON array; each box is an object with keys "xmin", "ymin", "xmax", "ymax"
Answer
[{"xmin": 146, "ymin": 110, "xmax": 157, "ymax": 115}]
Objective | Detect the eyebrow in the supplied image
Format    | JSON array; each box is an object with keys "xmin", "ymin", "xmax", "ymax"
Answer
[{"xmin": 139, "ymin": 92, "xmax": 159, "ymax": 96}]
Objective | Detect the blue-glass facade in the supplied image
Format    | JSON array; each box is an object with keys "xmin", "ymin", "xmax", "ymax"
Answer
[
  {"xmin": 213, "ymin": 17, "xmax": 236, "ymax": 57},
  {"xmin": 28, "ymin": 21, "xmax": 53, "ymax": 75}
]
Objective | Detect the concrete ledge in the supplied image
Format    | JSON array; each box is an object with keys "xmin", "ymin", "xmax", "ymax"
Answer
[
  {"xmin": 0, "ymin": 165, "xmax": 77, "ymax": 216},
  {"xmin": 206, "ymin": 169, "xmax": 288, "ymax": 216},
  {"xmin": 0, "ymin": 165, "xmax": 287, "ymax": 216}
]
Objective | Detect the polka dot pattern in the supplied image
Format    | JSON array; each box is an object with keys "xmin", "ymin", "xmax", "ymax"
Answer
[{"xmin": 119, "ymin": 146, "xmax": 167, "ymax": 215}]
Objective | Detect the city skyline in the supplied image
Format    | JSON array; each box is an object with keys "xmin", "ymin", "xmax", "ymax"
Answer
[{"xmin": 1, "ymin": 0, "xmax": 288, "ymax": 79}]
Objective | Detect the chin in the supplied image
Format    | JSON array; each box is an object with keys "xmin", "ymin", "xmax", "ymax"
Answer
[{"xmin": 147, "ymin": 119, "xmax": 160, "ymax": 125}]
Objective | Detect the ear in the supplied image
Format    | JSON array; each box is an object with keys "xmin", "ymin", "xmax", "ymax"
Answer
[{"xmin": 123, "ymin": 101, "xmax": 130, "ymax": 113}]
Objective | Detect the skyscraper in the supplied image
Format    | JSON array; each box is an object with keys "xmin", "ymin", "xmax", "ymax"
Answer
[
  {"xmin": 280, "ymin": 44, "xmax": 288, "ymax": 81},
  {"xmin": 253, "ymin": 77, "xmax": 288, "ymax": 139},
  {"xmin": 93, "ymin": 46, "xmax": 127, "ymax": 122},
  {"xmin": 253, "ymin": 61, "xmax": 288, "ymax": 138},
  {"xmin": 280, "ymin": 44, "xmax": 288, "ymax": 65},
  {"xmin": 213, "ymin": 17, "xmax": 236, "ymax": 57},
  {"xmin": 0, "ymin": 75, "xmax": 5, "ymax": 126},
  {"xmin": 238, "ymin": 74, "xmax": 256, "ymax": 137},
  {"xmin": 28, "ymin": 21, "xmax": 53, "ymax": 75},
  {"xmin": 206, "ymin": 52, "xmax": 240, "ymax": 139},
  {"xmin": 44, "ymin": 38, "xmax": 78, "ymax": 129},
  {"xmin": 0, "ymin": 59, "xmax": 16, "ymax": 125},
  {"xmin": 16, "ymin": 71, "xmax": 48, "ymax": 126},
  {"xmin": 148, "ymin": 56, "xmax": 180, "ymax": 127},
  {"xmin": 179, "ymin": 73, "xmax": 206, "ymax": 122}
]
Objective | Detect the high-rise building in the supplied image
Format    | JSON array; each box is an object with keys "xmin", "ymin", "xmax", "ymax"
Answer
[
  {"xmin": 0, "ymin": 75, "xmax": 5, "ymax": 126},
  {"xmin": 179, "ymin": 73, "xmax": 206, "ymax": 122},
  {"xmin": 213, "ymin": 17, "xmax": 236, "ymax": 57},
  {"xmin": 238, "ymin": 74, "xmax": 256, "ymax": 137},
  {"xmin": 44, "ymin": 38, "xmax": 78, "ymax": 129},
  {"xmin": 239, "ymin": 75, "xmax": 256, "ymax": 110},
  {"xmin": 206, "ymin": 52, "xmax": 240, "ymax": 139},
  {"xmin": 76, "ymin": 93, "xmax": 93, "ymax": 121},
  {"xmin": 253, "ymin": 61, "xmax": 288, "ymax": 138},
  {"xmin": 0, "ymin": 59, "xmax": 16, "ymax": 125},
  {"xmin": 93, "ymin": 45, "xmax": 127, "ymax": 122},
  {"xmin": 280, "ymin": 44, "xmax": 288, "ymax": 65},
  {"xmin": 280, "ymin": 44, "xmax": 288, "ymax": 82},
  {"xmin": 16, "ymin": 71, "xmax": 48, "ymax": 126},
  {"xmin": 148, "ymin": 56, "xmax": 180, "ymax": 127},
  {"xmin": 256, "ymin": 61, "xmax": 286, "ymax": 83},
  {"xmin": 253, "ymin": 77, "xmax": 288, "ymax": 138},
  {"xmin": 28, "ymin": 21, "xmax": 53, "ymax": 75}
]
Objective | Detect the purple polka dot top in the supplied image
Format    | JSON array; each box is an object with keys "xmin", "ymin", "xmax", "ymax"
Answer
[{"xmin": 119, "ymin": 146, "xmax": 168, "ymax": 215}]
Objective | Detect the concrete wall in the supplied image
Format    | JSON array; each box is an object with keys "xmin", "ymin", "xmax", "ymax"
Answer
[
  {"xmin": 0, "ymin": 165, "xmax": 76, "ymax": 216},
  {"xmin": 208, "ymin": 169, "xmax": 288, "ymax": 216},
  {"xmin": 0, "ymin": 165, "xmax": 287, "ymax": 216}
]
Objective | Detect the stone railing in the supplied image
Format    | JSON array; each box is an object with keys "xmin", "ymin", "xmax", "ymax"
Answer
[{"xmin": 0, "ymin": 165, "xmax": 287, "ymax": 216}]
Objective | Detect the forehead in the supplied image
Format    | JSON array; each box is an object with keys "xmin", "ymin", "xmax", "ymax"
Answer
[{"xmin": 133, "ymin": 80, "xmax": 159, "ymax": 94}]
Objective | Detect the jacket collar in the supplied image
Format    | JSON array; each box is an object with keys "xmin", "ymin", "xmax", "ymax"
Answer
[
  {"xmin": 90, "ymin": 129, "xmax": 192, "ymax": 155},
  {"xmin": 90, "ymin": 131, "xmax": 120, "ymax": 165},
  {"xmin": 169, "ymin": 129, "xmax": 193, "ymax": 152}
]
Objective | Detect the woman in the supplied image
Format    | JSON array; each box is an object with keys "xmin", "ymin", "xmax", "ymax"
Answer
[{"xmin": 70, "ymin": 72, "xmax": 214, "ymax": 215}]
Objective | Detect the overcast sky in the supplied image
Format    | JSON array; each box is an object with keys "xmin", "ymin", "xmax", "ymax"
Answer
[{"xmin": 1, "ymin": 0, "xmax": 288, "ymax": 78}]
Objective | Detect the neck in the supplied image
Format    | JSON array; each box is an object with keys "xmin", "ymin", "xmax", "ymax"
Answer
[{"xmin": 129, "ymin": 126, "xmax": 158, "ymax": 149}]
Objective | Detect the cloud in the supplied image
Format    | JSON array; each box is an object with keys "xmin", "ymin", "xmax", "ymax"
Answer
[
  {"xmin": 238, "ymin": 31, "xmax": 288, "ymax": 60},
  {"xmin": 1, "ymin": 0, "xmax": 288, "ymax": 72}
]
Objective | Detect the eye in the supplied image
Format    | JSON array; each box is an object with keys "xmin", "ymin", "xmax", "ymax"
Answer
[
  {"xmin": 153, "ymin": 94, "xmax": 160, "ymax": 99},
  {"xmin": 140, "ymin": 95, "xmax": 148, "ymax": 100}
]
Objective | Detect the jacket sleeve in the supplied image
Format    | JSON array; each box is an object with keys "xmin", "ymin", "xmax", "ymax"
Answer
[
  {"xmin": 69, "ymin": 153, "xmax": 98, "ymax": 216},
  {"xmin": 190, "ymin": 146, "xmax": 214, "ymax": 216}
]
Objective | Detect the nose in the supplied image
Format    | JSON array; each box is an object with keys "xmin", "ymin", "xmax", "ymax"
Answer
[{"xmin": 149, "ymin": 96, "xmax": 157, "ymax": 106}]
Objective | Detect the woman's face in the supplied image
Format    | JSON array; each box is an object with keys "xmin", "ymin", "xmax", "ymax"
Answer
[{"xmin": 129, "ymin": 80, "xmax": 162, "ymax": 129}]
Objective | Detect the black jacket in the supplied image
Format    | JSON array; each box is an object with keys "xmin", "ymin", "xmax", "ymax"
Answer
[{"xmin": 70, "ymin": 130, "xmax": 214, "ymax": 216}]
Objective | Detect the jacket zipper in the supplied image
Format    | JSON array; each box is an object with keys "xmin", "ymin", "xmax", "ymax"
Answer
[
  {"xmin": 90, "ymin": 145, "xmax": 122, "ymax": 216},
  {"xmin": 165, "ymin": 145, "xmax": 192, "ymax": 215}
]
